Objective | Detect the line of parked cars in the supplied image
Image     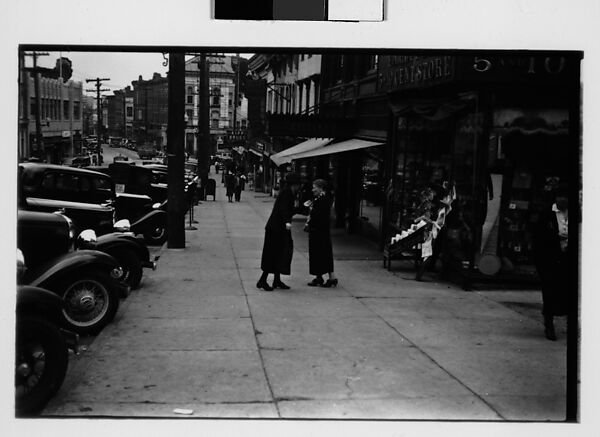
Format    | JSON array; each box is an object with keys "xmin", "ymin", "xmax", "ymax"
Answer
[{"xmin": 14, "ymin": 160, "xmax": 201, "ymax": 415}]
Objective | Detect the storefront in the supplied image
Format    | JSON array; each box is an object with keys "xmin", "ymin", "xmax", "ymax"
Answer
[{"xmin": 380, "ymin": 54, "xmax": 580, "ymax": 287}]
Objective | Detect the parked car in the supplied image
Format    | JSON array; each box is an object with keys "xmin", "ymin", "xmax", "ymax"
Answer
[
  {"xmin": 138, "ymin": 144, "xmax": 157, "ymax": 159},
  {"xmin": 19, "ymin": 163, "xmax": 167, "ymax": 245},
  {"xmin": 113, "ymin": 155, "xmax": 129, "ymax": 162},
  {"xmin": 15, "ymin": 258, "xmax": 78, "ymax": 415},
  {"xmin": 18, "ymin": 209, "xmax": 156, "ymax": 290},
  {"xmin": 17, "ymin": 216, "xmax": 127, "ymax": 335},
  {"xmin": 98, "ymin": 162, "xmax": 168, "ymax": 203}
]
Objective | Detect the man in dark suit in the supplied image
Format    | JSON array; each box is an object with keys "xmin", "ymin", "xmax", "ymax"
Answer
[
  {"xmin": 533, "ymin": 186, "xmax": 569, "ymax": 341},
  {"xmin": 257, "ymin": 172, "xmax": 301, "ymax": 291}
]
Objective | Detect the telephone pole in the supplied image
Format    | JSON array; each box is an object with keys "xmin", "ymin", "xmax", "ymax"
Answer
[
  {"xmin": 166, "ymin": 52, "xmax": 186, "ymax": 248},
  {"xmin": 233, "ymin": 53, "xmax": 240, "ymax": 132},
  {"xmin": 196, "ymin": 53, "xmax": 210, "ymax": 199},
  {"xmin": 24, "ymin": 51, "xmax": 49, "ymax": 157},
  {"xmin": 85, "ymin": 78, "xmax": 110, "ymax": 142}
]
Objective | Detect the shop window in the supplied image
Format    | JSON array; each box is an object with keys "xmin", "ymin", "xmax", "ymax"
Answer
[
  {"xmin": 360, "ymin": 149, "xmax": 385, "ymax": 238},
  {"xmin": 389, "ymin": 116, "xmax": 454, "ymax": 234}
]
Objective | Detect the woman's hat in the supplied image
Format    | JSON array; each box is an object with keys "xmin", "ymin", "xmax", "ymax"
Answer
[{"xmin": 285, "ymin": 172, "xmax": 301, "ymax": 185}]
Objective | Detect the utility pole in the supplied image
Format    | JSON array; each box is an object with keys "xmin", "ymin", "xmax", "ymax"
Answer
[
  {"xmin": 166, "ymin": 52, "xmax": 186, "ymax": 248},
  {"xmin": 196, "ymin": 53, "xmax": 210, "ymax": 199},
  {"xmin": 233, "ymin": 53, "xmax": 240, "ymax": 133},
  {"xmin": 85, "ymin": 78, "xmax": 110, "ymax": 143},
  {"xmin": 24, "ymin": 51, "xmax": 49, "ymax": 157}
]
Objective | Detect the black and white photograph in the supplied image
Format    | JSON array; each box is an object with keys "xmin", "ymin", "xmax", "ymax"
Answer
[{"xmin": 2, "ymin": 1, "xmax": 599, "ymax": 437}]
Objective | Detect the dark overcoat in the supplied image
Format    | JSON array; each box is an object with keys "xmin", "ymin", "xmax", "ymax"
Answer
[
  {"xmin": 260, "ymin": 186, "xmax": 295, "ymax": 275},
  {"xmin": 308, "ymin": 193, "xmax": 334, "ymax": 275},
  {"xmin": 532, "ymin": 207, "xmax": 569, "ymax": 316},
  {"xmin": 225, "ymin": 174, "xmax": 236, "ymax": 197}
]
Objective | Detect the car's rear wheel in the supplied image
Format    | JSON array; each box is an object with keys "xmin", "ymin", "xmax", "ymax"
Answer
[{"xmin": 59, "ymin": 271, "xmax": 119, "ymax": 335}]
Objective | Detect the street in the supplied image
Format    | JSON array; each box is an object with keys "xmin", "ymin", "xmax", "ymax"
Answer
[
  {"xmin": 41, "ymin": 168, "xmax": 568, "ymax": 421},
  {"xmin": 99, "ymin": 144, "xmax": 143, "ymax": 166}
]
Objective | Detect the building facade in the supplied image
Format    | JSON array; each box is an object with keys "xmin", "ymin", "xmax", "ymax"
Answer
[
  {"xmin": 185, "ymin": 55, "xmax": 249, "ymax": 159},
  {"xmin": 18, "ymin": 61, "xmax": 84, "ymax": 163},
  {"xmin": 131, "ymin": 73, "xmax": 169, "ymax": 149},
  {"xmin": 106, "ymin": 86, "xmax": 134, "ymax": 140},
  {"xmin": 246, "ymin": 53, "xmax": 323, "ymax": 193}
]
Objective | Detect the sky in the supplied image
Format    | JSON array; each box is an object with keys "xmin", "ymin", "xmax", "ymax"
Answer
[{"xmin": 28, "ymin": 51, "xmax": 254, "ymax": 97}]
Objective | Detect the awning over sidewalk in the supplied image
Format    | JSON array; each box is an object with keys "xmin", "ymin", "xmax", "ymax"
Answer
[
  {"xmin": 270, "ymin": 137, "xmax": 333, "ymax": 167},
  {"xmin": 290, "ymin": 138, "xmax": 385, "ymax": 160}
]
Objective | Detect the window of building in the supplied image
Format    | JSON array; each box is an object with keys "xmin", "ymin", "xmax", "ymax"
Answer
[
  {"xmin": 63, "ymin": 100, "xmax": 70, "ymax": 119},
  {"xmin": 126, "ymin": 106, "xmax": 133, "ymax": 117},
  {"xmin": 211, "ymin": 119, "xmax": 219, "ymax": 128},
  {"xmin": 186, "ymin": 109, "xmax": 194, "ymax": 121},
  {"xmin": 30, "ymin": 98, "xmax": 36, "ymax": 117},
  {"xmin": 301, "ymin": 54, "xmax": 305, "ymax": 61},
  {"xmin": 212, "ymin": 87, "xmax": 221, "ymax": 105},
  {"xmin": 368, "ymin": 54, "xmax": 379, "ymax": 72},
  {"xmin": 73, "ymin": 101, "xmax": 81, "ymax": 120},
  {"xmin": 187, "ymin": 95, "xmax": 193, "ymax": 104}
]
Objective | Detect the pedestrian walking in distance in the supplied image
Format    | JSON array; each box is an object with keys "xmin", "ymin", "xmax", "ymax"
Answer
[
  {"xmin": 533, "ymin": 186, "xmax": 570, "ymax": 341},
  {"xmin": 257, "ymin": 172, "xmax": 302, "ymax": 291},
  {"xmin": 234, "ymin": 172, "xmax": 243, "ymax": 202},
  {"xmin": 225, "ymin": 171, "xmax": 236, "ymax": 203},
  {"xmin": 305, "ymin": 179, "xmax": 337, "ymax": 288}
]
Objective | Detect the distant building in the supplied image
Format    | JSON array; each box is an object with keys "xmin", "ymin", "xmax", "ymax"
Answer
[
  {"xmin": 18, "ymin": 57, "xmax": 84, "ymax": 163},
  {"xmin": 131, "ymin": 73, "xmax": 169, "ymax": 149},
  {"xmin": 81, "ymin": 95, "xmax": 97, "ymax": 137},
  {"xmin": 185, "ymin": 55, "xmax": 249, "ymax": 157},
  {"xmin": 106, "ymin": 86, "xmax": 134, "ymax": 140}
]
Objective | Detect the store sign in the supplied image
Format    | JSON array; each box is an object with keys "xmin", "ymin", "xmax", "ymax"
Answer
[
  {"xmin": 376, "ymin": 56, "xmax": 455, "ymax": 92},
  {"xmin": 466, "ymin": 55, "xmax": 569, "ymax": 82},
  {"xmin": 377, "ymin": 55, "xmax": 573, "ymax": 93}
]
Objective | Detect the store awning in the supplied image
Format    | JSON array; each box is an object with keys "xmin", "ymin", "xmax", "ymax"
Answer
[
  {"xmin": 290, "ymin": 138, "xmax": 384, "ymax": 160},
  {"xmin": 270, "ymin": 138, "xmax": 334, "ymax": 166}
]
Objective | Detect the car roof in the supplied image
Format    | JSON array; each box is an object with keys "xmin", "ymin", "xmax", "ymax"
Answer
[{"xmin": 19, "ymin": 162, "xmax": 111, "ymax": 178}]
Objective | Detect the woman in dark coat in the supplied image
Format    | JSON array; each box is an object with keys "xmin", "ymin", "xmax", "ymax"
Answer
[
  {"xmin": 306, "ymin": 179, "xmax": 337, "ymax": 288},
  {"xmin": 533, "ymin": 187, "xmax": 569, "ymax": 341},
  {"xmin": 257, "ymin": 172, "xmax": 302, "ymax": 291},
  {"xmin": 225, "ymin": 171, "xmax": 236, "ymax": 202}
]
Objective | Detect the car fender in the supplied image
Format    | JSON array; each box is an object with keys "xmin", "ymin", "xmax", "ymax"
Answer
[
  {"xmin": 25, "ymin": 250, "xmax": 119, "ymax": 290},
  {"xmin": 94, "ymin": 232, "xmax": 151, "ymax": 264},
  {"xmin": 17, "ymin": 285, "xmax": 64, "ymax": 324},
  {"xmin": 130, "ymin": 209, "xmax": 167, "ymax": 234}
]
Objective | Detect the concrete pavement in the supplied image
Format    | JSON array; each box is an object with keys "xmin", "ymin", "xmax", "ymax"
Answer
[{"xmin": 42, "ymin": 170, "xmax": 568, "ymax": 420}]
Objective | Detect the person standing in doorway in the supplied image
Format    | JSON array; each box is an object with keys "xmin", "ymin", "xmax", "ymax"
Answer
[
  {"xmin": 257, "ymin": 172, "xmax": 302, "ymax": 291},
  {"xmin": 306, "ymin": 179, "xmax": 337, "ymax": 288},
  {"xmin": 533, "ymin": 186, "xmax": 569, "ymax": 341}
]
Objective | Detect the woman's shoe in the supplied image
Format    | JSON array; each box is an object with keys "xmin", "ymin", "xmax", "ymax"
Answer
[
  {"xmin": 272, "ymin": 280, "xmax": 290, "ymax": 290},
  {"xmin": 321, "ymin": 279, "xmax": 338, "ymax": 288},
  {"xmin": 307, "ymin": 277, "xmax": 324, "ymax": 286},
  {"xmin": 256, "ymin": 280, "xmax": 273, "ymax": 291}
]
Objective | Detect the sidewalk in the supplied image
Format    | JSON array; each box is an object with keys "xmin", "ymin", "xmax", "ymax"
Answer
[{"xmin": 42, "ymin": 171, "xmax": 567, "ymax": 420}]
